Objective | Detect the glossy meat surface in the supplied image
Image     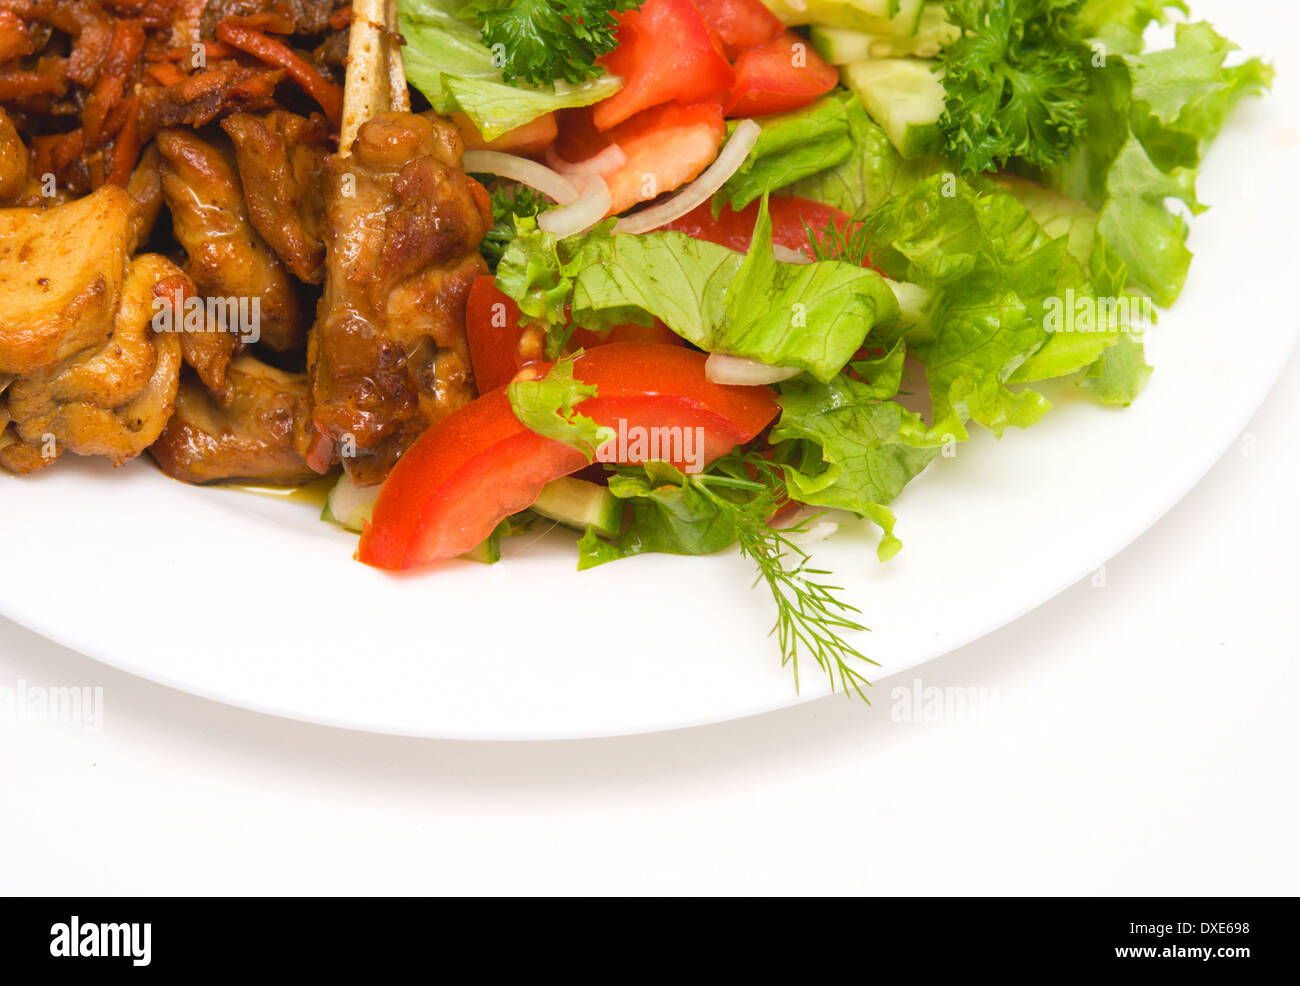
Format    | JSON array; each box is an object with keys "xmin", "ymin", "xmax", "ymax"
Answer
[
  {"xmin": 150, "ymin": 354, "xmax": 317, "ymax": 484},
  {"xmin": 222, "ymin": 110, "xmax": 329, "ymax": 284},
  {"xmin": 157, "ymin": 127, "xmax": 303, "ymax": 390},
  {"xmin": 2, "ymin": 253, "xmax": 184, "ymax": 470},
  {"xmin": 309, "ymin": 111, "xmax": 489, "ymax": 485},
  {"xmin": 0, "ymin": 184, "xmax": 136, "ymax": 377}
]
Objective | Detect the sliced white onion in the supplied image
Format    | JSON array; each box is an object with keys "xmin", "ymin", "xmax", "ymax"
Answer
[
  {"xmin": 545, "ymin": 142, "xmax": 628, "ymax": 177},
  {"xmin": 615, "ymin": 119, "xmax": 762, "ymax": 235},
  {"xmin": 785, "ymin": 519, "xmax": 840, "ymax": 546},
  {"xmin": 461, "ymin": 150, "xmax": 580, "ymax": 204},
  {"xmin": 537, "ymin": 175, "xmax": 612, "ymax": 238},
  {"xmin": 773, "ymin": 244, "xmax": 813, "ymax": 264},
  {"xmin": 705, "ymin": 353, "xmax": 802, "ymax": 386}
]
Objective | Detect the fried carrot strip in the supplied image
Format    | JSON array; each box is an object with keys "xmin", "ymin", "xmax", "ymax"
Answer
[
  {"xmin": 163, "ymin": 41, "xmax": 237, "ymax": 63},
  {"xmin": 146, "ymin": 61, "xmax": 186, "ymax": 86},
  {"xmin": 329, "ymin": 6, "xmax": 354, "ymax": 30},
  {"xmin": 214, "ymin": 23, "xmax": 342, "ymax": 127},
  {"xmin": 108, "ymin": 95, "xmax": 141, "ymax": 186}
]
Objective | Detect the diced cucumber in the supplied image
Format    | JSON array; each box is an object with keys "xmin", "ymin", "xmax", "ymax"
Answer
[
  {"xmin": 811, "ymin": 5, "xmax": 959, "ymax": 62},
  {"xmin": 531, "ymin": 476, "xmax": 622, "ymax": 538},
  {"xmin": 459, "ymin": 526, "xmax": 502, "ymax": 565},
  {"xmin": 762, "ymin": 0, "xmax": 924, "ymax": 35},
  {"xmin": 841, "ymin": 58, "xmax": 946, "ymax": 159},
  {"xmin": 321, "ymin": 473, "xmax": 381, "ymax": 533}
]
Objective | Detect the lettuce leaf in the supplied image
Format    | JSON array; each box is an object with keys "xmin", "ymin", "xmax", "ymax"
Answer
[
  {"xmin": 770, "ymin": 345, "xmax": 939, "ymax": 561},
  {"xmin": 496, "ymin": 196, "xmax": 900, "ymax": 381},
  {"xmin": 716, "ymin": 93, "xmax": 858, "ymax": 212},
  {"xmin": 865, "ymin": 173, "xmax": 1105, "ymax": 436},
  {"xmin": 506, "ymin": 356, "xmax": 604, "ymax": 458},
  {"xmin": 789, "ymin": 97, "xmax": 942, "ymax": 214},
  {"xmin": 399, "ymin": 0, "xmax": 621, "ymax": 140},
  {"xmin": 1046, "ymin": 20, "xmax": 1271, "ymax": 307},
  {"xmin": 577, "ymin": 463, "xmax": 741, "ymax": 569}
]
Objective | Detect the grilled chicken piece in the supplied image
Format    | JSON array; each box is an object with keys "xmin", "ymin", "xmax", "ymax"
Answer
[
  {"xmin": 150, "ymin": 354, "xmax": 318, "ymax": 484},
  {"xmin": 222, "ymin": 110, "xmax": 329, "ymax": 284},
  {"xmin": 2, "ymin": 253, "xmax": 185, "ymax": 471},
  {"xmin": 310, "ymin": 111, "xmax": 490, "ymax": 485},
  {"xmin": 0, "ymin": 108, "xmax": 27, "ymax": 204},
  {"xmin": 157, "ymin": 127, "xmax": 304, "ymax": 387},
  {"xmin": 0, "ymin": 184, "xmax": 136, "ymax": 377},
  {"xmin": 127, "ymin": 142, "xmax": 163, "ymax": 245}
]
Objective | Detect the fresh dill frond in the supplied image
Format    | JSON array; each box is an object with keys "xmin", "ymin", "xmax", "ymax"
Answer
[
  {"xmin": 803, "ymin": 209, "xmax": 874, "ymax": 268},
  {"xmin": 696, "ymin": 454, "xmax": 877, "ymax": 701}
]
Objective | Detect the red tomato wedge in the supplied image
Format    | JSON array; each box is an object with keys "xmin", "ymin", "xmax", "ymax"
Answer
[
  {"xmin": 554, "ymin": 101, "xmax": 725, "ymax": 216},
  {"xmin": 466, "ymin": 276, "xmax": 682, "ymax": 393},
  {"xmin": 724, "ymin": 31, "xmax": 839, "ymax": 118},
  {"xmin": 359, "ymin": 344, "xmax": 780, "ymax": 570},
  {"xmin": 661, "ymin": 195, "xmax": 874, "ymax": 267},
  {"xmin": 693, "ymin": 0, "xmax": 784, "ymax": 58},
  {"xmin": 594, "ymin": 0, "xmax": 734, "ymax": 131}
]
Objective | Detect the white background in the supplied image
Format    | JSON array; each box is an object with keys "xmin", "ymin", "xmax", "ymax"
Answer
[{"xmin": 1, "ymin": 346, "xmax": 1295, "ymax": 896}]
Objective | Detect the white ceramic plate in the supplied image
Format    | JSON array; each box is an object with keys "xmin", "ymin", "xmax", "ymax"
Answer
[{"xmin": 2, "ymin": 2, "xmax": 1295, "ymax": 739}]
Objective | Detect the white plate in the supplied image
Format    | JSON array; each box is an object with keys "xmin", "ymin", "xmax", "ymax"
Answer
[{"xmin": 2, "ymin": 2, "xmax": 1295, "ymax": 739}]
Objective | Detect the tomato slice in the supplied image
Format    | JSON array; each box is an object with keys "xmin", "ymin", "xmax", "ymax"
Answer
[
  {"xmin": 466, "ymin": 276, "xmax": 682, "ymax": 393},
  {"xmin": 661, "ymin": 195, "xmax": 874, "ymax": 266},
  {"xmin": 555, "ymin": 101, "xmax": 725, "ymax": 216},
  {"xmin": 358, "ymin": 343, "xmax": 780, "ymax": 570},
  {"xmin": 594, "ymin": 0, "xmax": 734, "ymax": 131},
  {"xmin": 724, "ymin": 31, "xmax": 839, "ymax": 118},
  {"xmin": 693, "ymin": 0, "xmax": 784, "ymax": 58}
]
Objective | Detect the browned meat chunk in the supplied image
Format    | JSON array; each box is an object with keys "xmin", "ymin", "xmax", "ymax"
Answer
[
  {"xmin": 222, "ymin": 110, "xmax": 329, "ymax": 284},
  {"xmin": 126, "ymin": 141, "xmax": 163, "ymax": 244},
  {"xmin": 157, "ymin": 127, "xmax": 304, "ymax": 391},
  {"xmin": 310, "ymin": 112, "xmax": 489, "ymax": 485},
  {"xmin": 200, "ymin": 0, "xmax": 347, "ymax": 38},
  {"xmin": 0, "ymin": 184, "xmax": 137, "ymax": 377},
  {"xmin": 139, "ymin": 63, "xmax": 284, "ymax": 138},
  {"xmin": 2, "ymin": 253, "xmax": 185, "ymax": 470},
  {"xmin": 150, "ymin": 354, "xmax": 318, "ymax": 484},
  {"xmin": 0, "ymin": 107, "xmax": 27, "ymax": 204}
]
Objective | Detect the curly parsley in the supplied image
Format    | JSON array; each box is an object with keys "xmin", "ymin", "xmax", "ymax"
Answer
[
  {"xmin": 464, "ymin": 0, "xmax": 642, "ymax": 89},
  {"xmin": 939, "ymin": 0, "xmax": 1091, "ymax": 173}
]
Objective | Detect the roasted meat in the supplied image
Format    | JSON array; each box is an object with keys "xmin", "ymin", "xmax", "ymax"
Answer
[
  {"xmin": 0, "ymin": 106, "xmax": 26, "ymax": 203},
  {"xmin": 156, "ymin": 126, "xmax": 303, "ymax": 389},
  {"xmin": 1, "ymin": 252, "xmax": 185, "ymax": 471},
  {"xmin": 200, "ymin": 0, "xmax": 347, "ymax": 38},
  {"xmin": 221, "ymin": 109, "xmax": 328, "ymax": 284},
  {"xmin": 309, "ymin": 112, "xmax": 490, "ymax": 485},
  {"xmin": 0, "ymin": 184, "xmax": 137, "ymax": 377},
  {"xmin": 150, "ymin": 354, "xmax": 317, "ymax": 484}
]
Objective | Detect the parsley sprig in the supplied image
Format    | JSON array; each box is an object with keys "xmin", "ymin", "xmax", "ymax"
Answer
[
  {"xmin": 464, "ymin": 0, "xmax": 641, "ymax": 89},
  {"xmin": 939, "ymin": 0, "xmax": 1091, "ymax": 173}
]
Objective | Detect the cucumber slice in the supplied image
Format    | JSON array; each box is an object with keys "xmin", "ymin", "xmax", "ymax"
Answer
[
  {"xmin": 763, "ymin": 0, "xmax": 924, "ymax": 35},
  {"xmin": 811, "ymin": 6, "xmax": 959, "ymax": 62},
  {"xmin": 841, "ymin": 58, "xmax": 946, "ymax": 159},
  {"xmin": 531, "ymin": 477, "xmax": 622, "ymax": 538},
  {"xmin": 321, "ymin": 473, "xmax": 381, "ymax": 533},
  {"xmin": 459, "ymin": 527, "xmax": 502, "ymax": 565}
]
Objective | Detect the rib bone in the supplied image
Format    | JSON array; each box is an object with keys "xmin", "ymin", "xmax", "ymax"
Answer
[{"xmin": 339, "ymin": 0, "xmax": 411, "ymax": 156}]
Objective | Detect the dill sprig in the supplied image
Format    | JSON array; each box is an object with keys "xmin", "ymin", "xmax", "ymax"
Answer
[
  {"xmin": 803, "ymin": 209, "xmax": 875, "ymax": 268},
  {"xmin": 696, "ymin": 454, "xmax": 877, "ymax": 701}
]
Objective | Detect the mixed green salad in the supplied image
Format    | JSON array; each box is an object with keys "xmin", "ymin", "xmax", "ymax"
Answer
[{"xmin": 344, "ymin": 0, "xmax": 1271, "ymax": 698}]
